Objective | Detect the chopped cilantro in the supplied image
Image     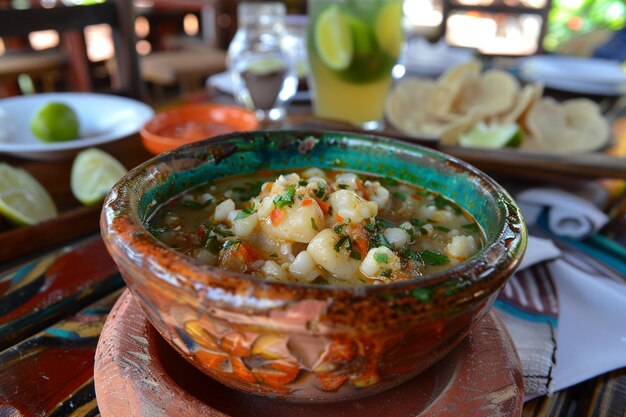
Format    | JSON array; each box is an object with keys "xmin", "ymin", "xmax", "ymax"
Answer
[
  {"xmin": 234, "ymin": 204, "xmax": 257, "ymax": 220},
  {"xmin": 409, "ymin": 218, "xmax": 425, "ymax": 227},
  {"xmin": 334, "ymin": 235, "xmax": 349, "ymax": 252},
  {"xmin": 337, "ymin": 184, "xmax": 350, "ymax": 190},
  {"xmin": 401, "ymin": 248, "xmax": 422, "ymax": 262},
  {"xmin": 435, "ymin": 225, "xmax": 450, "ymax": 232},
  {"xmin": 433, "ymin": 195, "xmax": 462, "ymax": 214},
  {"xmin": 273, "ymin": 184, "xmax": 296, "ymax": 209},
  {"xmin": 205, "ymin": 236, "xmax": 221, "ymax": 254},
  {"xmin": 373, "ymin": 252, "xmax": 389, "ymax": 264},
  {"xmin": 376, "ymin": 217, "xmax": 395, "ymax": 229},
  {"xmin": 378, "ymin": 234, "xmax": 394, "ymax": 250},
  {"xmin": 333, "ymin": 224, "xmax": 345, "ymax": 235},
  {"xmin": 314, "ymin": 183, "xmax": 326, "ymax": 199},
  {"xmin": 365, "ymin": 219, "xmax": 379, "ymax": 234},
  {"xmin": 421, "ymin": 250, "xmax": 450, "ymax": 266},
  {"xmin": 299, "ymin": 180, "xmax": 308, "ymax": 186},
  {"xmin": 311, "ymin": 217, "xmax": 319, "ymax": 231},
  {"xmin": 349, "ymin": 250, "xmax": 362, "ymax": 260},
  {"xmin": 392, "ymin": 191, "xmax": 408, "ymax": 201},
  {"xmin": 223, "ymin": 239, "xmax": 242, "ymax": 250}
]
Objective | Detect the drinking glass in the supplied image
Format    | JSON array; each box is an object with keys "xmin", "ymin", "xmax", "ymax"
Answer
[
  {"xmin": 307, "ymin": 0, "xmax": 405, "ymax": 129},
  {"xmin": 227, "ymin": 2, "xmax": 298, "ymax": 122}
]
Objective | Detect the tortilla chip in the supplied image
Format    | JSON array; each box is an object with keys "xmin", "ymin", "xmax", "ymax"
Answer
[
  {"xmin": 498, "ymin": 82, "xmax": 543, "ymax": 125},
  {"xmin": 454, "ymin": 69, "xmax": 520, "ymax": 118},
  {"xmin": 428, "ymin": 60, "xmax": 482, "ymax": 117},
  {"xmin": 385, "ymin": 77, "xmax": 437, "ymax": 137},
  {"xmin": 526, "ymin": 97, "xmax": 610, "ymax": 154}
]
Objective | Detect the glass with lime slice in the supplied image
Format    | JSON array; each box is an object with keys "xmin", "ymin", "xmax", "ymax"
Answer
[
  {"xmin": 71, "ymin": 148, "xmax": 127, "ymax": 206},
  {"xmin": 0, "ymin": 163, "xmax": 58, "ymax": 225},
  {"xmin": 307, "ymin": 0, "xmax": 404, "ymax": 129}
]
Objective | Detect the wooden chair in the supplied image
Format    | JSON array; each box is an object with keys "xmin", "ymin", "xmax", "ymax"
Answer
[{"xmin": 0, "ymin": 0, "xmax": 144, "ymax": 100}]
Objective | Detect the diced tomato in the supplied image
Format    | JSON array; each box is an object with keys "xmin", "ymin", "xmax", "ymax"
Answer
[
  {"xmin": 335, "ymin": 213, "xmax": 344, "ymax": 223},
  {"xmin": 315, "ymin": 199, "xmax": 330, "ymax": 214},
  {"xmin": 410, "ymin": 194, "xmax": 422, "ymax": 201},
  {"xmin": 196, "ymin": 224, "xmax": 207, "ymax": 240},
  {"xmin": 271, "ymin": 208, "xmax": 286, "ymax": 225},
  {"xmin": 347, "ymin": 224, "xmax": 369, "ymax": 257},
  {"xmin": 236, "ymin": 242, "xmax": 260, "ymax": 264},
  {"xmin": 301, "ymin": 198, "xmax": 313, "ymax": 207},
  {"xmin": 356, "ymin": 179, "xmax": 370, "ymax": 200},
  {"xmin": 353, "ymin": 238, "xmax": 368, "ymax": 258}
]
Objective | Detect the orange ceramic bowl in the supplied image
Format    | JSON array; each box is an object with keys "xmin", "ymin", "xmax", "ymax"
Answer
[{"xmin": 139, "ymin": 103, "xmax": 259, "ymax": 155}]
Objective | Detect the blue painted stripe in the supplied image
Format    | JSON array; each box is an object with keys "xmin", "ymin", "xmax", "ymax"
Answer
[{"xmin": 494, "ymin": 299, "xmax": 558, "ymax": 327}]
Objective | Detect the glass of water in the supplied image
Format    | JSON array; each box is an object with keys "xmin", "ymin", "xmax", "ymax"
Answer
[{"xmin": 227, "ymin": 2, "xmax": 298, "ymax": 122}]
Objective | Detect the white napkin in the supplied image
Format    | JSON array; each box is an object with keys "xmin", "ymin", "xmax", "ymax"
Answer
[
  {"xmin": 518, "ymin": 235, "xmax": 561, "ymax": 270},
  {"xmin": 495, "ymin": 233, "xmax": 626, "ymax": 399},
  {"xmin": 516, "ymin": 188, "xmax": 610, "ymax": 239},
  {"xmin": 551, "ymin": 257, "xmax": 626, "ymax": 392}
]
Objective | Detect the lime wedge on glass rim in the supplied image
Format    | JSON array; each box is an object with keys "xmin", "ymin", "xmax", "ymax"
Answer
[
  {"xmin": 0, "ymin": 163, "xmax": 58, "ymax": 225},
  {"xmin": 458, "ymin": 122, "xmax": 523, "ymax": 149},
  {"xmin": 314, "ymin": 4, "xmax": 353, "ymax": 70},
  {"xmin": 71, "ymin": 148, "xmax": 127, "ymax": 206},
  {"xmin": 375, "ymin": 1, "xmax": 404, "ymax": 57}
]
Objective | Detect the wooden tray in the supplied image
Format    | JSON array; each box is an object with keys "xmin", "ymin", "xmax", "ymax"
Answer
[
  {"xmin": 0, "ymin": 136, "xmax": 153, "ymax": 265},
  {"xmin": 296, "ymin": 115, "xmax": 626, "ymax": 181},
  {"xmin": 94, "ymin": 290, "xmax": 524, "ymax": 417}
]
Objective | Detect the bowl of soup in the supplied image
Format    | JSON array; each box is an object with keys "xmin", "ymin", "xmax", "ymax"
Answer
[{"xmin": 101, "ymin": 130, "xmax": 526, "ymax": 402}]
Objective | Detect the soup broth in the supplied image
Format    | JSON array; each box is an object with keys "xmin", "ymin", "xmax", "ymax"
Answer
[{"xmin": 146, "ymin": 169, "xmax": 484, "ymax": 285}]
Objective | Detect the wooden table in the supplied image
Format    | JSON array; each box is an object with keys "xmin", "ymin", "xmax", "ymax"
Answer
[{"xmin": 0, "ymin": 90, "xmax": 625, "ymax": 416}]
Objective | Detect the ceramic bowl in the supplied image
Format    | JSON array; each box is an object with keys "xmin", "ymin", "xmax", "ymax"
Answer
[
  {"xmin": 139, "ymin": 103, "xmax": 258, "ymax": 155},
  {"xmin": 101, "ymin": 130, "xmax": 526, "ymax": 402}
]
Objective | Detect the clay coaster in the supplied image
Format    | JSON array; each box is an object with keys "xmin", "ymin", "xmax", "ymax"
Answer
[{"xmin": 95, "ymin": 290, "xmax": 524, "ymax": 417}]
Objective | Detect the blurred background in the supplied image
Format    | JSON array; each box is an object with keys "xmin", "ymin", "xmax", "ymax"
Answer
[{"xmin": 0, "ymin": 0, "xmax": 624, "ymax": 103}]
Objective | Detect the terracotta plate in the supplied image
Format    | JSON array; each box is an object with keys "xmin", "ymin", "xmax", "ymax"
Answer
[{"xmin": 95, "ymin": 290, "xmax": 524, "ymax": 417}]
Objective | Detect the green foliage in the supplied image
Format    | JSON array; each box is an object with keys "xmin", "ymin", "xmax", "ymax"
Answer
[{"xmin": 545, "ymin": 0, "xmax": 626, "ymax": 52}]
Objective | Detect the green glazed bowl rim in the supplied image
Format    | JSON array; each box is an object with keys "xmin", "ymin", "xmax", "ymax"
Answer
[{"xmin": 102, "ymin": 130, "xmax": 527, "ymax": 299}]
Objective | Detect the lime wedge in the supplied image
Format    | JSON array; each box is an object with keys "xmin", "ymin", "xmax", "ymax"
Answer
[
  {"xmin": 0, "ymin": 163, "xmax": 58, "ymax": 225},
  {"xmin": 459, "ymin": 123, "xmax": 523, "ymax": 149},
  {"xmin": 375, "ymin": 1, "xmax": 404, "ymax": 57},
  {"xmin": 71, "ymin": 148, "xmax": 127, "ymax": 206},
  {"xmin": 314, "ymin": 4, "xmax": 353, "ymax": 70}
]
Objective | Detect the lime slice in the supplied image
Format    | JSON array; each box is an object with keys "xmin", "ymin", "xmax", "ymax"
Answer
[
  {"xmin": 459, "ymin": 122, "xmax": 523, "ymax": 149},
  {"xmin": 0, "ymin": 163, "xmax": 58, "ymax": 225},
  {"xmin": 71, "ymin": 148, "xmax": 127, "ymax": 206},
  {"xmin": 314, "ymin": 4, "xmax": 353, "ymax": 70},
  {"xmin": 375, "ymin": 1, "xmax": 404, "ymax": 57},
  {"xmin": 30, "ymin": 101, "xmax": 80, "ymax": 142}
]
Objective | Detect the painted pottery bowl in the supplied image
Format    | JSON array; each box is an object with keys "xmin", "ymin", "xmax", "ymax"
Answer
[{"xmin": 101, "ymin": 130, "xmax": 526, "ymax": 403}]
